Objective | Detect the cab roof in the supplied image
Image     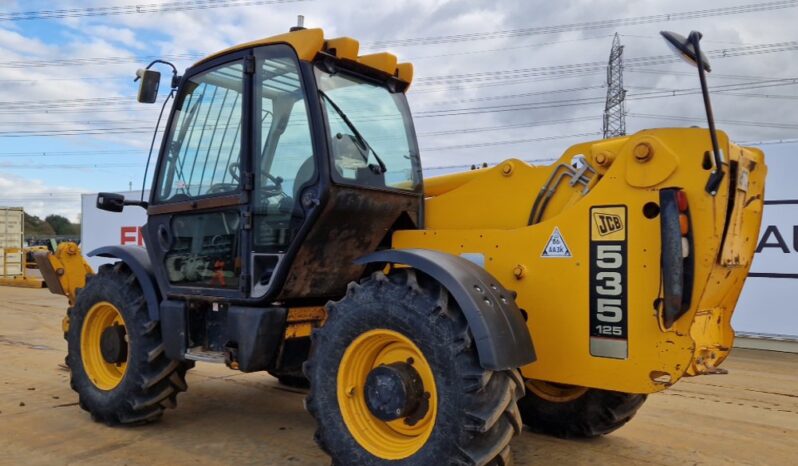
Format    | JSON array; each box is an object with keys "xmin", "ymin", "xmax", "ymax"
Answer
[{"xmin": 193, "ymin": 28, "xmax": 414, "ymax": 88}]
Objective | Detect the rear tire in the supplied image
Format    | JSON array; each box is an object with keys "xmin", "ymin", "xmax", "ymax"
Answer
[
  {"xmin": 518, "ymin": 379, "xmax": 646, "ymax": 438},
  {"xmin": 66, "ymin": 262, "xmax": 191, "ymax": 425},
  {"xmin": 305, "ymin": 270, "xmax": 523, "ymax": 466},
  {"xmin": 268, "ymin": 369, "xmax": 310, "ymax": 389}
]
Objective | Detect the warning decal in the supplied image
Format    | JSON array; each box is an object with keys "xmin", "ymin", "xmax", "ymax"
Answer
[{"xmin": 541, "ymin": 227, "xmax": 572, "ymax": 258}]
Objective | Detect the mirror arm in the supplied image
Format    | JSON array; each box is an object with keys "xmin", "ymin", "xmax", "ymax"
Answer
[
  {"xmin": 135, "ymin": 59, "xmax": 181, "ymax": 90},
  {"xmin": 124, "ymin": 199, "xmax": 149, "ymax": 209},
  {"xmin": 691, "ymin": 31, "xmax": 724, "ymax": 195}
]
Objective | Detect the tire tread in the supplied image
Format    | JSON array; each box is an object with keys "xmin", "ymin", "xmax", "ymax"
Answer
[
  {"xmin": 66, "ymin": 263, "xmax": 190, "ymax": 426},
  {"xmin": 306, "ymin": 269, "xmax": 523, "ymax": 466}
]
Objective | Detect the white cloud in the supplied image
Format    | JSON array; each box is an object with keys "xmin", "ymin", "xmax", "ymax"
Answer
[{"xmin": 0, "ymin": 173, "xmax": 83, "ymax": 222}]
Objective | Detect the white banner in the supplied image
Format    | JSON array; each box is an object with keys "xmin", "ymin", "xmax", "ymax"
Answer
[
  {"xmin": 80, "ymin": 191, "xmax": 148, "ymax": 271},
  {"xmin": 733, "ymin": 201, "xmax": 798, "ymax": 339}
]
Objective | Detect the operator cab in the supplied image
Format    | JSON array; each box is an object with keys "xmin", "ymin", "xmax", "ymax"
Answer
[{"xmin": 131, "ymin": 28, "xmax": 422, "ymax": 304}]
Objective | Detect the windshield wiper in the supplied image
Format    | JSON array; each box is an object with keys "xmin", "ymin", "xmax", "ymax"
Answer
[{"xmin": 319, "ymin": 90, "xmax": 387, "ymax": 174}]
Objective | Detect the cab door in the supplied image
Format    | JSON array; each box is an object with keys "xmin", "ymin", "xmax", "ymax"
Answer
[
  {"xmin": 146, "ymin": 51, "xmax": 251, "ymax": 299},
  {"xmin": 249, "ymin": 44, "xmax": 319, "ymax": 298}
]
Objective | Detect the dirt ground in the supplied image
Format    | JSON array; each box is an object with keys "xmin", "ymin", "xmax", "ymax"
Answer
[{"xmin": 0, "ymin": 286, "xmax": 796, "ymax": 466}]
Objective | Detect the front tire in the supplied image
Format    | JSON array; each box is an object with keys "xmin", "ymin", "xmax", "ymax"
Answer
[
  {"xmin": 305, "ymin": 270, "xmax": 523, "ymax": 466},
  {"xmin": 518, "ymin": 379, "xmax": 646, "ymax": 438},
  {"xmin": 66, "ymin": 262, "xmax": 191, "ymax": 425}
]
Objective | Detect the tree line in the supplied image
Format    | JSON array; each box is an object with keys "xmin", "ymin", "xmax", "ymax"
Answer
[{"xmin": 24, "ymin": 213, "xmax": 80, "ymax": 238}]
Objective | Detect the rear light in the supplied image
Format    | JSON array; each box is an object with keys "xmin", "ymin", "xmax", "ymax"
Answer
[
  {"xmin": 676, "ymin": 190, "xmax": 689, "ymax": 212},
  {"xmin": 679, "ymin": 213, "xmax": 689, "ymax": 235},
  {"xmin": 681, "ymin": 237, "xmax": 690, "ymax": 258}
]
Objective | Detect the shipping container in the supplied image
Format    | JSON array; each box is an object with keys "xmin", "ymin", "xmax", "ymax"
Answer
[{"xmin": 0, "ymin": 207, "xmax": 24, "ymax": 277}]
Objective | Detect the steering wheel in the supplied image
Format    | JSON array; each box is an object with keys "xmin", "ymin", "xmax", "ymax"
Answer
[
  {"xmin": 206, "ymin": 163, "xmax": 241, "ymax": 194},
  {"xmin": 262, "ymin": 173, "xmax": 285, "ymax": 197},
  {"xmin": 219, "ymin": 162, "xmax": 288, "ymax": 202},
  {"xmin": 207, "ymin": 183, "xmax": 237, "ymax": 195}
]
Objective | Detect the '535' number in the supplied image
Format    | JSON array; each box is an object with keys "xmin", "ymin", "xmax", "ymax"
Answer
[{"xmin": 594, "ymin": 244, "xmax": 624, "ymax": 329}]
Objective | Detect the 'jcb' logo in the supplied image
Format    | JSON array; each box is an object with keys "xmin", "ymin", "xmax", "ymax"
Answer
[{"xmin": 594, "ymin": 213, "xmax": 623, "ymax": 236}]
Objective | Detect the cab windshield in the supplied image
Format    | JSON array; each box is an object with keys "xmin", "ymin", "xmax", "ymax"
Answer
[{"xmin": 314, "ymin": 67, "xmax": 420, "ymax": 192}]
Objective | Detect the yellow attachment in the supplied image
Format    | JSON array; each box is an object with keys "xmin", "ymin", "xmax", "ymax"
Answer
[
  {"xmin": 357, "ymin": 52, "xmax": 398, "ymax": 75},
  {"xmin": 193, "ymin": 28, "xmax": 413, "ymax": 87},
  {"xmin": 34, "ymin": 242, "xmax": 94, "ymax": 306},
  {"xmin": 81, "ymin": 301, "xmax": 128, "ymax": 391},
  {"xmin": 337, "ymin": 329, "xmax": 437, "ymax": 460},
  {"xmin": 325, "ymin": 37, "xmax": 359, "ymax": 60},
  {"xmin": 525, "ymin": 379, "xmax": 589, "ymax": 403}
]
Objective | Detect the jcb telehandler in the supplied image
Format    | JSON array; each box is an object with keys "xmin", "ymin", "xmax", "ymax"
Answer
[{"xmin": 37, "ymin": 25, "xmax": 765, "ymax": 465}]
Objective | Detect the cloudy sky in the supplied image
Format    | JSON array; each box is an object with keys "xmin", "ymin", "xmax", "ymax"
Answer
[{"xmin": 0, "ymin": 0, "xmax": 797, "ymax": 221}]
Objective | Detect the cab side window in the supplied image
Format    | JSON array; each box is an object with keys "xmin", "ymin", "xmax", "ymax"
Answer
[
  {"xmin": 156, "ymin": 62, "xmax": 244, "ymax": 201},
  {"xmin": 251, "ymin": 45, "xmax": 315, "ymax": 294}
]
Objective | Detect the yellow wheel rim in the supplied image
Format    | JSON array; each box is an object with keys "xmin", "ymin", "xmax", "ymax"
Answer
[
  {"xmin": 337, "ymin": 329, "xmax": 438, "ymax": 460},
  {"xmin": 81, "ymin": 301, "xmax": 128, "ymax": 390},
  {"xmin": 525, "ymin": 379, "xmax": 588, "ymax": 403}
]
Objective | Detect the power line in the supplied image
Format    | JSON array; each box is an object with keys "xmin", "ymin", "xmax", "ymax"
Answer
[
  {"xmin": 0, "ymin": 0, "xmax": 311, "ymax": 21},
  {"xmin": 412, "ymin": 77, "xmax": 798, "ymax": 118},
  {"xmin": 626, "ymin": 84, "xmax": 798, "ymax": 100},
  {"xmin": 737, "ymin": 137, "xmax": 798, "ymax": 145},
  {"xmin": 418, "ymin": 116, "xmax": 602, "ymax": 137},
  {"xmin": 626, "ymin": 68, "xmax": 784, "ymax": 81},
  {"xmin": 0, "ymin": 53, "xmax": 201, "ymax": 69},
  {"xmin": 0, "ymin": 149, "xmax": 141, "ymax": 157},
  {"xmin": 0, "ymin": 162, "xmax": 141, "ymax": 169},
  {"xmin": 3, "ymin": 34, "xmax": 795, "ymax": 102},
  {"xmin": 0, "ymin": 78, "xmax": 794, "ymax": 136},
  {"xmin": 0, "ymin": 15, "xmax": 798, "ymax": 73},
  {"xmin": 629, "ymin": 112, "xmax": 798, "ymax": 130},
  {"xmin": 405, "ymin": 34, "xmax": 615, "ymax": 61},
  {"xmin": 619, "ymin": 33, "xmax": 751, "ymax": 47},
  {"xmin": 417, "ymin": 40, "xmax": 798, "ymax": 86},
  {"xmin": 0, "ymin": 127, "xmax": 165, "ymax": 137},
  {"xmin": 0, "ymin": 96, "xmax": 135, "ymax": 108},
  {"xmin": 428, "ymin": 85, "xmax": 606, "ymax": 106},
  {"xmin": 0, "ymin": 119, "xmax": 152, "ymax": 126},
  {"xmin": 366, "ymin": 0, "xmax": 798, "ymax": 48},
  {"xmin": 0, "ymin": 75, "xmax": 131, "ymax": 83},
  {"xmin": 421, "ymin": 132, "xmax": 602, "ymax": 152}
]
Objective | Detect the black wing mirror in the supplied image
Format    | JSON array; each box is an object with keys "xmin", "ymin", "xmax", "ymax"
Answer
[
  {"xmin": 135, "ymin": 68, "xmax": 161, "ymax": 103},
  {"xmin": 660, "ymin": 30, "xmax": 711, "ymax": 72},
  {"xmin": 97, "ymin": 192, "xmax": 125, "ymax": 212},
  {"xmin": 661, "ymin": 30, "xmax": 723, "ymax": 195},
  {"xmin": 97, "ymin": 192, "xmax": 148, "ymax": 213}
]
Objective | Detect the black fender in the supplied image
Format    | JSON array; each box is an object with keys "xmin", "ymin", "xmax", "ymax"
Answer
[
  {"xmin": 89, "ymin": 246, "xmax": 161, "ymax": 322},
  {"xmin": 355, "ymin": 248, "xmax": 536, "ymax": 371}
]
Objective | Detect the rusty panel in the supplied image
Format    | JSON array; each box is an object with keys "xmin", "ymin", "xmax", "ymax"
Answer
[{"xmin": 277, "ymin": 186, "xmax": 419, "ymax": 301}]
